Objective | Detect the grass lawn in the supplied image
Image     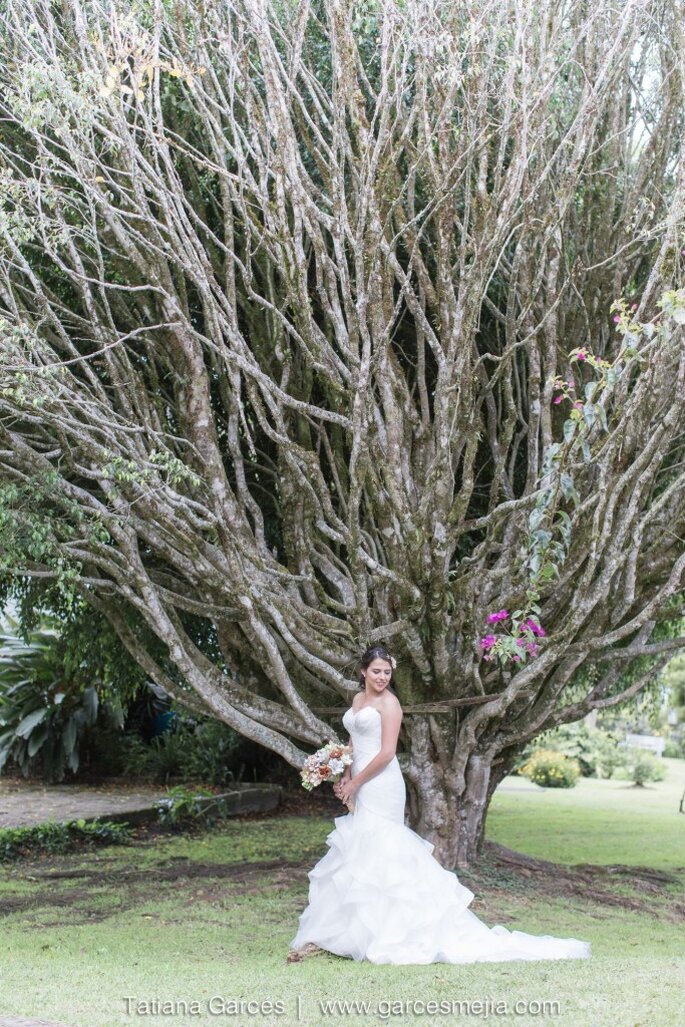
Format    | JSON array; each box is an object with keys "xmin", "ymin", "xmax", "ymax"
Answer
[
  {"xmin": 488, "ymin": 756, "xmax": 685, "ymax": 868},
  {"xmin": 0, "ymin": 761, "xmax": 682, "ymax": 1027}
]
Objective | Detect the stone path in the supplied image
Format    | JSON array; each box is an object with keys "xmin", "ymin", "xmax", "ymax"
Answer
[
  {"xmin": 0, "ymin": 776, "xmax": 282, "ymax": 830},
  {"xmin": 0, "ymin": 777, "xmax": 168, "ymax": 829}
]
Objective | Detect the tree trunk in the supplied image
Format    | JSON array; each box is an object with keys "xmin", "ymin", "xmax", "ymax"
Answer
[
  {"xmin": 403, "ymin": 718, "xmax": 517, "ymax": 868},
  {"xmin": 402, "ymin": 718, "xmax": 509, "ymax": 870},
  {"xmin": 404, "ymin": 753, "xmax": 491, "ymax": 869}
]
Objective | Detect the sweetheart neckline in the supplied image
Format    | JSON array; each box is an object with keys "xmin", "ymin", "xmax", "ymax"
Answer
[{"xmin": 348, "ymin": 705, "xmax": 381, "ymax": 718}]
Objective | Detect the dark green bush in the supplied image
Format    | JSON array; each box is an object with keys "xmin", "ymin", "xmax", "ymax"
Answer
[
  {"xmin": 177, "ymin": 719, "xmax": 246, "ymax": 786},
  {"xmin": 0, "ymin": 817, "xmax": 132, "ymax": 861}
]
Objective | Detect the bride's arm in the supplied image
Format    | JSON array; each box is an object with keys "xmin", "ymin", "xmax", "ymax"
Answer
[{"xmin": 338, "ymin": 706, "xmax": 402, "ymax": 802}]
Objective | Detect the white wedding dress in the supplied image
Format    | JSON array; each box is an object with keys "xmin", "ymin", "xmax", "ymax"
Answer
[{"xmin": 289, "ymin": 705, "xmax": 591, "ymax": 964}]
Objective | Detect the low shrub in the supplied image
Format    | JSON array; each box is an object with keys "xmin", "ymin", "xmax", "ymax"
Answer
[
  {"xmin": 155, "ymin": 785, "xmax": 227, "ymax": 827},
  {"xmin": 0, "ymin": 818, "xmax": 132, "ymax": 861},
  {"xmin": 119, "ymin": 729, "xmax": 189, "ymax": 783},
  {"xmin": 519, "ymin": 748, "xmax": 581, "ymax": 788},
  {"xmin": 619, "ymin": 747, "xmax": 668, "ymax": 786},
  {"xmin": 537, "ymin": 723, "xmax": 624, "ymax": 778},
  {"xmin": 178, "ymin": 719, "xmax": 246, "ymax": 787}
]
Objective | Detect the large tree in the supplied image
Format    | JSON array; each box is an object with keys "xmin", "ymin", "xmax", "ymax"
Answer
[{"xmin": 1, "ymin": 0, "xmax": 684, "ymax": 865}]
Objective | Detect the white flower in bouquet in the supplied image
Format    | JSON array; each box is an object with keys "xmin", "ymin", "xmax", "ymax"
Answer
[{"xmin": 300, "ymin": 740, "xmax": 354, "ymax": 810}]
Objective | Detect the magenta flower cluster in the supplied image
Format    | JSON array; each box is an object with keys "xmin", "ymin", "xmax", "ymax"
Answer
[
  {"xmin": 480, "ymin": 610, "xmax": 546, "ymax": 663},
  {"xmin": 486, "ymin": 609, "xmax": 509, "ymax": 624}
]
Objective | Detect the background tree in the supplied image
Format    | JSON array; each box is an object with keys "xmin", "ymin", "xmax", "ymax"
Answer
[{"xmin": 1, "ymin": 0, "xmax": 684, "ymax": 865}]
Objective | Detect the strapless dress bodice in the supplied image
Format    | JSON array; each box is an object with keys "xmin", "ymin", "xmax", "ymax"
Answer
[{"xmin": 342, "ymin": 704, "xmax": 383, "ymax": 756}]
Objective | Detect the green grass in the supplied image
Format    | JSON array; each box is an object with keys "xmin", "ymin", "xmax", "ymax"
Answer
[
  {"xmin": 488, "ymin": 756, "xmax": 685, "ymax": 868},
  {"xmin": 0, "ymin": 760, "xmax": 683, "ymax": 1027}
]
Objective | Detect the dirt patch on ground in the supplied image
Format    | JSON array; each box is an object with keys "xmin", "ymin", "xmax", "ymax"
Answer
[
  {"xmin": 1, "ymin": 828, "xmax": 683, "ymax": 929},
  {"xmin": 0, "ymin": 855, "xmax": 311, "ymax": 925},
  {"xmin": 468, "ymin": 842, "xmax": 685, "ymax": 921}
]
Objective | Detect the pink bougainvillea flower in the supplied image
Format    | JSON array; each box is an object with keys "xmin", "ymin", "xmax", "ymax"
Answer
[
  {"xmin": 486, "ymin": 609, "xmax": 509, "ymax": 624},
  {"xmin": 480, "ymin": 634, "xmax": 497, "ymax": 650},
  {"xmin": 567, "ymin": 379, "xmax": 575, "ymax": 388},
  {"xmin": 515, "ymin": 638, "xmax": 526, "ymax": 647},
  {"xmin": 576, "ymin": 350, "xmax": 587, "ymax": 361},
  {"xmin": 612, "ymin": 315, "xmax": 621, "ymax": 323},
  {"xmin": 511, "ymin": 654, "xmax": 521, "ymax": 662},
  {"xmin": 553, "ymin": 394, "xmax": 563, "ymax": 404},
  {"xmin": 524, "ymin": 619, "xmax": 546, "ymax": 637},
  {"xmin": 573, "ymin": 400, "xmax": 583, "ymax": 410},
  {"xmin": 631, "ymin": 303, "xmax": 638, "ymax": 311},
  {"xmin": 526, "ymin": 642, "xmax": 540, "ymax": 655}
]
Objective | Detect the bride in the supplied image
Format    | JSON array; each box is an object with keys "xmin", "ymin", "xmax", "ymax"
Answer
[{"xmin": 289, "ymin": 645, "xmax": 591, "ymax": 965}]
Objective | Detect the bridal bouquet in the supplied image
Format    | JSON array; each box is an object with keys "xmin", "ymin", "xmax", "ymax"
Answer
[{"xmin": 301, "ymin": 741, "xmax": 355, "ymax": 811}]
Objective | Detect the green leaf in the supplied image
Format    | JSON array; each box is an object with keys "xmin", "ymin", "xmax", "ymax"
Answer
[
  {"xmin": 82, "ymin": 686, "xmax": 99, "ymax": 722},
  {"xmin": 60, "ymin": 718, "xmax": 76, "ymax": 755},
  {"xmin": 528, "ymin": 508, "xmax": 546, "ymax": 531},
  {"xmin": 583, "ymin": 402, "xmax": 595, "ymax": 428},
  {"xmin": 560, "ymin": 473, "xmax": 580, "ymax": 508},
  {"xmin": 560, "ymin": 473, "xmax": 574, "ymax": 500},
  {"xmin": 27, "ymin": 724, "xmax": 49, "ymax": 757},
  {"xmin": 563, "ymin": 419, "xmax": 576, "ymax": 443},
  {"xmin": 15, "ymin": 708, "xmax": 48, "ymax": 738}
]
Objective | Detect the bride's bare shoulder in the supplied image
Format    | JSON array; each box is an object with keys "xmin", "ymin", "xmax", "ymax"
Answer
[{"xmin": 380, "ymin": 693, "xmax": 403, "ymax": 718}]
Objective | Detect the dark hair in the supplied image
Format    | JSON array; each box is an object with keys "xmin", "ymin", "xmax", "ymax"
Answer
[{"xmin": 359, "ymin": 645, "xmax": 396, "ymax": 691}]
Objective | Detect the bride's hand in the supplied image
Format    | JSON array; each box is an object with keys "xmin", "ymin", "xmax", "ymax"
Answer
[{"xmin": 337, "ymin": 778, "xmax": 358, "ymax": 805}]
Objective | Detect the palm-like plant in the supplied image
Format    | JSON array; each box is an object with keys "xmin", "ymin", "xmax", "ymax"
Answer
[{"xmin": 0, "ymin": 613, "xmax": 123, "ymax": 782}]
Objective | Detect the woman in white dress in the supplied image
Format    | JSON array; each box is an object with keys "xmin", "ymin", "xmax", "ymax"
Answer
[{"xmin": 289, "ymin": 646, "xmax": 591, "ymax": 965}]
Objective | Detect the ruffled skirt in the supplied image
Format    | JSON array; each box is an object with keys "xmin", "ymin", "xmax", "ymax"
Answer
[{"xmin": 289, "ymin": 755, "xmax": 591, "ymax": 964}]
